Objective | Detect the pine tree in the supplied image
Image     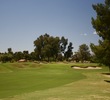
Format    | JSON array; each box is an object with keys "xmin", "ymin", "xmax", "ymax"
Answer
[{"xmin": 90, "ymin": 0, "xmax": 110, "ymax": 71}]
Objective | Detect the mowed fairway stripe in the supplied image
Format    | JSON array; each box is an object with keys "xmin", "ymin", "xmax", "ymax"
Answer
[
  {"xmin": 0, "ymin": 63, "xmax": 86, "ymax": 99},
  {"xmin": 2, "ymin": 67, "xmax": 110, "ymax": 100}
]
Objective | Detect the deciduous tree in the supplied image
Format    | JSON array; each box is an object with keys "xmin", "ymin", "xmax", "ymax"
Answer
[
  {"xmin": 34, "ymin": 33, "xmax": 60, "ymax": 61},
  {"xmin": 64, "ymin": 42, "xmax": 73, "ymax": 60},
  {"xmin": 78, "ymin": 44, "xmax": 91, "ymax": 62}
]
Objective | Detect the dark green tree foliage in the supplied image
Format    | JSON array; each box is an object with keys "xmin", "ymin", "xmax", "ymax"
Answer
[
  {"xmin": 73, "ymin": 52, "xmax": 80, "ymax": 62},
  {"xmin": 1, "ymin": 48, "xmax": 13, "ymax": 62},
  {"xmin": 49, "ymin": 36, "xmax": 60, "ymax": 61},
  {"xmin": 91, "ymin": 0, "xmax": 110, "ymax": 70},
  {"xmin": 57, "ymin": 53, "xmax": 64, "ymax": 61},
  {"xmin": 7, "ymin": 48, "xmax": 13, "ymax": 62},
  {"xmin": 14, "ymin": 51, "xmax": 24, "ymax": 61},
  {"xmin": 34, "ymin": 33, "xmax": 73, "ymax": 61},
  {"xmin": 23, "ymin": 50, "xmax": 29, "ymax": 60},
  {"xmin": 29, "ymin": 52, "xmax": 37, "ymax": 61},
  {"xmin": 92, "ymin": 0, "xmax": 110, "ymax": 40},
  {"xmin": 0, "ymin": 53, "xmax": 13, "ymax": 63},
  {"xmin": 34, "ymin": 33, "xmax": 60, "ymax": 61},
  {"xmin": 8, "ymin": 48, "xmax": 13, "ymax": 54},
  {"xmin": 64, "ymin": 42, "xmax": 73, "ymax": 60},
  {"xmin": 78, "ymin": 44, "xmax": 91, "ymax": 62},
  {"xmin": 60, "ymin": 36, "xmax": 68, "ymax": 54}
]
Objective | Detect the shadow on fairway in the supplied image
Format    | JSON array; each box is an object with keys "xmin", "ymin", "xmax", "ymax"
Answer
[
  {"xmin": 104, "ymin": 80, "xmax": 110, "ymax": 83},
  {"xmin": 102, "ymin": 72, "xmax": 110, "ymax": 75},
  {"xmin": 102, "ymin": 73, "xmax": 110, "ymax": 83}
]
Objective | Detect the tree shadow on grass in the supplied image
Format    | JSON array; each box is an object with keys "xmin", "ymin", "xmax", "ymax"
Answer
[
  {"xmin": 104, "ymin": 80, "xmax": 110, "ymax": 83},
  {"xmin": 102, "ymin": 72, "xmax": 110, "ymax": 75},
  {"xmin": 102, "ymin": 73, "xmax": 110, "ymax": 83}
]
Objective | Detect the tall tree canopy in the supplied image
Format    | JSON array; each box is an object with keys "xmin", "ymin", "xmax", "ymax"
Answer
[
  {"xmin": 78, "ymin": 44, "xmax": 90, "ymax": 62},
  {"xmin": 34, "ymin": 33, "xmax": 73, "ymax": 61},
  {"xmin": 90, "ymin": 0, "xmax": 110, "ymax": 70},
  {"xmin": 34, "ymin": 33, "xmax": 60, "ymax": 61},
  {"xmin": 60, "ymin": 36, "xmax": 68, "ymax": 54},
  {"xmin": 64, "ymin": 42, "xmax": 73, "ymax": 60}
]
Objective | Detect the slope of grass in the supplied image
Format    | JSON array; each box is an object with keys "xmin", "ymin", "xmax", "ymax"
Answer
[
  {"xmin": 2, "ymin": 64, "xmax": 110, "ymax": 100},
  {"xmin": 0, "ymin": 62, "xmax": 86, "ymax": 99}
]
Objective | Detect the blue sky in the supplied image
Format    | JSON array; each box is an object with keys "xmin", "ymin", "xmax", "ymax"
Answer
[{"xmin": 0, "ymin": 0, "xmax": 104, "ymax": 53}]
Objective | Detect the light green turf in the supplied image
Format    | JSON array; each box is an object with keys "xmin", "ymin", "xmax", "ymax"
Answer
[
  {"xmin": 0, "ymin": 62, "xmax": 110, "ymax": 100},
  {"xmin": 0, "ymin": 62, "xmax": 86, "ymax": 99}
]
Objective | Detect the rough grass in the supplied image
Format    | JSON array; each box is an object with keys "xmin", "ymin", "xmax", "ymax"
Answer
[{"xmin": 0, "ymin": 62, "xmax": 110, "ymax": 100}]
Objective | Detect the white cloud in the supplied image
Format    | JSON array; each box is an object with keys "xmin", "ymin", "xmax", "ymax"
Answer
[
  {"xmin": 93, "ymin": 31, "xmax": 97, "ymax": 35},
  {"xmin": 84, "ymin": 33, "xmax": 87, "ymax": 36},
  {"xmin": 80, "ymin": 33, "xmax": 87, "ymax": 36}
]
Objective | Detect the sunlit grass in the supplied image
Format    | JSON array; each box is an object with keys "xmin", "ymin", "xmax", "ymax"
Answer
[
  {"xmin": 0, "ymin": 62, "xmax": 86, "ymax": 99},
  {"xmin": 0, "ymin": 62, "xmax": 110, "ymax": 100}
]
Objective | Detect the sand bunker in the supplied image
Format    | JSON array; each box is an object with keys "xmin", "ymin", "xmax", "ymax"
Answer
[
  {"xmin": 104, "ymin": 75, "xmax": 110, "ymax": 78},
  {"xmin": 73, "ymin": 66, "xmax": 102, "ymax": 69},
  {"xmin": 102, "ymin": 73, "xmax": 110, "ymax": 78}
]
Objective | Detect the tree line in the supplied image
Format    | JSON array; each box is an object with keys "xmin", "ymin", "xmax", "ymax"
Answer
[{"xmin": 0, "ymin": 33, "xmax": 92, "ymax": 63}]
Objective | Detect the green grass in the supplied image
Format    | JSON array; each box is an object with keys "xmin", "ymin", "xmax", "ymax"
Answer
[
  {"xmin": 0, "ymin": 62, "xmax": 110, "ymax": 100},
  {"xmin": 0, "ymin": 62, "xmax": 85, "ymax": 99}
]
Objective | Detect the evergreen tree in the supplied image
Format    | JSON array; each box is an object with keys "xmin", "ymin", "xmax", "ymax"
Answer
[{"xmin": 90, "ymin": 0, "xmax": 110, "ymax": 71}]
